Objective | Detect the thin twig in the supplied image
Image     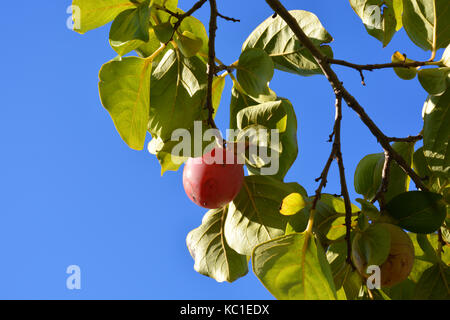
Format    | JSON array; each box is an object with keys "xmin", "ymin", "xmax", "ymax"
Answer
[
  {"xmin": 328, "ymin": 58, "xmax": 442, "ymax": 71},
  {"xmin": 328, "ymin": 58, "xmax": 443, "ymax": 85},
  {"xmin": 333, "ymin": 94, "xmax": 354, "ymax": 265},
  {"xmin": 205, "ymin": 0, "xmax": 219, "ymax": 131},
  {"xmin": 217, "ymin": 12, "xmax": 240, "ymax": 22},
  {"xmin": 265, "ymin": 0, "xmax": 429, "ymax": 193},
  {"xmin": 387, "ymin": 135, "xmax": 423, "ymax": 143},
  {"xmin": 372, "ymin": 150, "xmax": 392, "ymax": 209}
]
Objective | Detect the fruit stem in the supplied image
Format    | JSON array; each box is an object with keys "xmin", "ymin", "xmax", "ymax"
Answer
[{"xmin": 145, "ymin": 43, "xmax": 167, "ymax": 62}]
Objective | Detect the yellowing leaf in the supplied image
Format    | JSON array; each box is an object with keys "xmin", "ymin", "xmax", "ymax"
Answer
[
  {"xmin": 99, "ymin": 57, "xmax": 152, "ymax": 150},
  {"xmin": 280, "ymin": 193, "xmax": 306, "ymax": 216}
]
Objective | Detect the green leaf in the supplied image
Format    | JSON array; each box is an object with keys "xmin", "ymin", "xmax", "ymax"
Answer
[
  {"xmin": 109, "ymin": 1, "xmax": 152, "ymax": 56},
  {"xmin": 186, "ymin": 207, "xmax": 249, "ymax": 283},
  {"xmin": 212, "ymin": 76, "xmax": 226, "ymax": 117},
  {"xmin": 236, "ymin": 48, "xmax": 274, "ymax": 99},
  {"xmin": 327, "ymin": 241, "xmax": 362, "ymax": 298},
  {"xmin": 391, "ymin": 51, "xmax": 418, "ymax": 80},
  {"xmin": 313, "ymin": 194, "xmax": 360, "ymax": 242},
  {"xmin": 349, "ymin": 0, "xmax": 398, "ymax": 47},
  {"xmin": 354, "ymin": 142, "xmax": 415, "ymax": 202},
  {"xmin": 237, "ymin": 101, "xmax": 286, "ymax": 131},
  {"xmin": 175, "ymin": 31, "xmax": 204, "ymax": 57},
  {"xmin": 285, "ymin": 211, "xmax": 309, "ymax": 235},
  {"xmin": 176, "ymin": 16, "xmax": 209, "ymax": 59},
  {"xmin": 402, "ymin": 0, "xmax": 450, "ymax": 51},
  {"xmin": 72, "ymin": 0, "xmax": 135, "ymax": 34},
  {"xmin": 354, "ymin": 152, "xmax": 384, "ymax": 199},
  {"xmin": 145, "ymin": 49, "xmax": 209, "ymax": 172},
  {"xmin": 418, "ymin": 68, "xmax": 449, "ymax": 96},
  {"xmin": 423, "ymin": 88, "xmax": 450, "ymax": 178},
  {"xmin": 382, "ymin": 279, "xmax": 416, "ymax": 300},
  {"xmin": 148, "ymin": 122, "xmax": 214, "ymax": 174},
  {"xmin": 385, "ymin": 191, "xmax": 446, "ymax": 233},
  {"xmin": 413, "ymin": 147, "xmax": 447, "ymax": 192},
  {"xmin": 416, "ymin": 234, "xmax": 439, "ymax": 263},
  {"xmin": 413, "ymin": 264, "xmax": 450, "ymax": 299},
  {"xmin": 99, "ymin": 57, "xmax": 152, "ymax": 150},
  {"xmin": 252, "ymin": 233, "xmax": 337, "ymax": 300},
  {"xmin": 224, "ymin": 176, "xmax": 306, "ymax": 256},
  {"xmin": 356, "ymin": 198, "xmax": 380, "ymax": 221},
  {"xmin": 235, "ymin": 99, "xmax": 298, "ymax": 180},
  {"xmin": 229, "ymin": 86, "xmax": 260, "ymax": 130},
  {"xmin": 413, "ymin": 147, "xmax": 433, "ymax": 179},
  {"xmin": 116, "ymin": 0, "xmax": 177, "ymax": 56},
  {"xmin": 409, "ymin": 233, "xmax": 450, "ymax": 282},
  {"xmin": 384, "ymin": 142, "xmax": 415, "ymax": 202},
  {"xmin": 242, "ymin": 10, "xmax": 333, "ymax": 76},
  {"xmin": 135, "ymin": 28, "xmax": 171, "ymax": 60},
  {"xmin": 150, "ymin": 0, "xmax": 178, "ymax": 22},
  {"xmin": 148, "ymin": 49, "xmax": 207, "ymax": 141},
  {"xmin": 110, "ymin": 1, "xmax": 151, "ymax": 42},
  {"xmin": 352, "ymin": 224, "xmax": 391, "ymax": 267},
  {"xmin": 442, "ymin": 225, "xmax": 450, "ymax": 243},
  {"xmin": 148, "ymin": 136, "xmax": 183, "ymax": 173},
  {"xmin": 153, "ymin": 22, "xmax": 174, "ymax": 43}
]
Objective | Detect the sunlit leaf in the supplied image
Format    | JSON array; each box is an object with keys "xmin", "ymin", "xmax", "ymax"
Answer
[
  {"xmin": 418, "ymin": 68, "xmax": 449, "ymax": 96},
  {"xmin": 402, "ymin": 0, "xmax": 450, "ymax": 51},
  {"xmin": 243, "ymin": 10, "xmax": 333, "ymax": 76},
  {"xmin": 72, "ymin": 0, "xmax": 135, "ymax": 34},
  {"xmin": 253, "ymin": 233, "xmax": 337, "ymax": 300},
  {"xmin": 349, "ymin": 0, "xmax": 398, "ymax": 47},
  {"xmin": 236, "ymin": 48, "xmax": 274, "ymax": 99},
  {"xmin": 224, "ymin": 176, "xmax": 306, "ymax": 256},
  {"xmin": 423, "ymin": 88, "xmax": 450, "ymax": 178},
  {"xmin": 186, "ymin": 207, "xmax": 249, "ymax": 283},
  {"xmin": 99, "ymin": 57, "xmax": 152, "ymax": 150}
]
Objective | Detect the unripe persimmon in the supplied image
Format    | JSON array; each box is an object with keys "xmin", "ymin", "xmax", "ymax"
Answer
[
  {"xmin": 183, "ymin": 147, "xmax": 244, "ymax": 209},
  {"xmin": 353, "ymin": 223, "xmax": 415, "ymax": 288}
]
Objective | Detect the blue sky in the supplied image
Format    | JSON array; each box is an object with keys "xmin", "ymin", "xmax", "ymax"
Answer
[{"xmin": 0, "ymin": 1, "xmax": 438, "ymax": 299}]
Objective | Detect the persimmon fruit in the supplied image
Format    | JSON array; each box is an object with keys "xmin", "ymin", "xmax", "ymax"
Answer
[
  {"xmin": 183, "ymin": 147, "xmax": 244, "ymax": 209},
  {"xmin": 353, "ymin": 223, "xmax": 415, "ymax": 287}
]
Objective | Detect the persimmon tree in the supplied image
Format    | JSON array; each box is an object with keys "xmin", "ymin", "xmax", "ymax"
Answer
[{"xmin": 71, "ymin": 0, "xmax": 450, "ymax": 300}]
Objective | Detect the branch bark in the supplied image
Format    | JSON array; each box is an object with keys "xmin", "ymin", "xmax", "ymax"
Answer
[
  {"xmin": 205, "ymin": 0, "xmax": 219, "ymax": 130},
  {"xmin": 333, "ymin": 95, "xmax": 354, "ymax": 264},
  {"xmin": 328, "ymin": 58, "xmax": 443, "ymax": 71}
]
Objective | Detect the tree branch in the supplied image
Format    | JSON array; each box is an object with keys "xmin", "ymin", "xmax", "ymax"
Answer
[
  {"xmin": 265, "ymin": 0, "xmax": 429, "ymax": 192},
  {"xmin": 332, "ymin": 94, "xmax": 354, "ymax": 264},
  {"xmin": 217, "ymin": 12, "xmax": 240, "ymax": 22},
  {"xmin": 328, "ymin": 58, "xmax": 443, "ymax": 72},
  {"xmin": 387, "ymin": 134, "xmax": 423, "ymax": 143},
  {"xmin": 205, "ymin": 0, "xmax": 219, "ymax": 131},
  {"xmin": 328, "ymin": 58, "xmax": 443, "ymax": 85}
]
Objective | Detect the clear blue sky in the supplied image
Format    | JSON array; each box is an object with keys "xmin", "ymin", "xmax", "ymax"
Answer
[{"xmin": 0, "ymin": 1, "xmax": 438, "ymax": 299}]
